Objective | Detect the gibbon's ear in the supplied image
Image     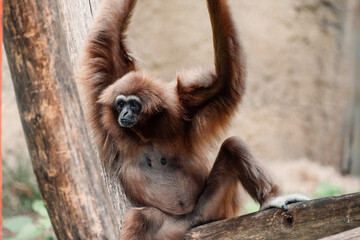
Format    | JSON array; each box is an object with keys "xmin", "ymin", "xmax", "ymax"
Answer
[{"xmin": 98, "ymin": 71, "xmax": 169, "ymax": 115}]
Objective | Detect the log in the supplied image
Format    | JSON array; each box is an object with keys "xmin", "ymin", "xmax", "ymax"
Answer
[
  {"xmin": 186, "ymin": 192, "xmax": 360, "ymax": 240},
  {"xmin": 3, "ymin": 0, "xmax": 124, "ymax": 239},
  {"xmin": 319, "ymin": 227, "xmax": 360, "ymax": 240}
]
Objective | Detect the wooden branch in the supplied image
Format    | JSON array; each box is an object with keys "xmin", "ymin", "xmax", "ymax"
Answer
[
  {"xmin": 3, "ymin": 0, "xmax": 125, "ymax": 239},
  {"xmin": 55, "ymin": 0, "xmax": 131, "ymax": 228},
  {"xmin": 186, "ymin": 193, "xmax": 360, "ymax": 240},
  {"xmin": 319, "ymin": 227, "xmax": 360, "ymax": 240}
]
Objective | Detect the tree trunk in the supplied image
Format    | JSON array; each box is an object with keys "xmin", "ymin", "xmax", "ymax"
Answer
[
  {"xmin": 186, "ymin": 193, "xmax": 360, "ymax": 240},
  {"xmin": 3, "ymin": 0, "xmax": 129, "ymax": 239},
  {"xmin": 54, "ymin": 0, "xmax": 131, "ymax": 227}
]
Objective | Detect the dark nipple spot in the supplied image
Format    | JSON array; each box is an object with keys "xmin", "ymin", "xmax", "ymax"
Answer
[
  {"xmin": 146, "ymin": 157, "xmax": 152, "ymax": 167},
  {"xmin": 179, "ymin": 201, "xmax": 184, "ymax": 207},
  {"xmin": 160, "ymin": 157, "xmax": 167, "ymax": 165}
]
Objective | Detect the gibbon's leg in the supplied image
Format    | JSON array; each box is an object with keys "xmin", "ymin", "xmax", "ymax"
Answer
[
  {"xmin": 121, "ymin": 207, "xmax": 189, "ymax": 240},
  {"xmin": 191, "ymin": 137, "xmax": 308, "ymax": 226}
]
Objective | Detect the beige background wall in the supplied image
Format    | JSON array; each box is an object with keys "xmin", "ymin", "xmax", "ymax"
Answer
[{"xmin": 126, "ymin": 0, "xmax": 351, "ymax": 164}]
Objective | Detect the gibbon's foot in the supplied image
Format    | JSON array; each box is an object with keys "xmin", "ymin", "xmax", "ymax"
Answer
[{"xmin": 260, "ymin": 193, "xmax": 310, "ymax": 211}]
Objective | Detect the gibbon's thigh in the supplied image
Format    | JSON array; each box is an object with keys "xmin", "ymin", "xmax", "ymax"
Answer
[{"xmin": 191, "ymin": 137, "xmax": 279, "ymax": 225}]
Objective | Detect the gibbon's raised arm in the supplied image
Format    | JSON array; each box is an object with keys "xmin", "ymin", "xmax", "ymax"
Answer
[
  {"xmin": 80, "ymin": 0, "xmax": 137, "ymax": 161},
  {"xmin": 177, "ymin": 0, "xmax": 246, "ymax": 142},
  {"xmin": 208, "ymin": 0, "xmax": 245, "ymax": 87},
  {"xmin": 84, "ymin": 0, "xmax": 137, "ymax": 85}
]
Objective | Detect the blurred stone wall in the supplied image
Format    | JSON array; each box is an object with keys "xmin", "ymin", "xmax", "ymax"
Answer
[{"xmin": 2, "ymin": 0, "xmax": 354, "ymax": 169}]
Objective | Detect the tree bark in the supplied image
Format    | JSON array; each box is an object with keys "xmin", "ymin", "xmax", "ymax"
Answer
[
  {"xmin": 186, "ymin": 193, "xmax": 360, "ymax": 240},
  {"xmin": 3, "ymin": 0, "xmax": 128, "ymax": 239},
  {"xmin": 54, "ymin": 0, "xmax": 131, "ymax": 227},
  {"xmin": 319, "ymin": 227, "xmax": 360, "ymax": 240}
]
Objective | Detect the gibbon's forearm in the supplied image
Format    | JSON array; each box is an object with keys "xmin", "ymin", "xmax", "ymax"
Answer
[
  {"xmin": 207, "ymin": 0, "xmax": 245, "ymax": 96},
  {"xmin": 85, "ymin": 0, "xmax": 137, "ymax": 86}
]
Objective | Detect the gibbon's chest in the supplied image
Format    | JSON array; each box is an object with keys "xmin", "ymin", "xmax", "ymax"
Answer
[
  {"xmin": 121, "ymin": 146, "xmax": 208, "ymax": 215},
  {"xmin": 138, "ymin": 147, "xmax": 178, "ymax": 172}
]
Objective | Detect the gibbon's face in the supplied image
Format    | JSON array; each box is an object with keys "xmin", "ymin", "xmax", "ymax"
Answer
[{"xmin": 115, "ymin": 95, "xmax": 142, "ymax": 128}]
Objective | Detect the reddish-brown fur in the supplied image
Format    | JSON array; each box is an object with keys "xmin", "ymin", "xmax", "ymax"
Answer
[{"xmin": 80, "ymin": 0, "xmax": 280, "ymax": 239}]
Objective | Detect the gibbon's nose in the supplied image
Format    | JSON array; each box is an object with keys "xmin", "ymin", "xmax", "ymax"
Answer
[
  {"xmin": 123, "ymin": 110, "xmax": 129, "ymax": 117},
  {"xmin": 122, "ymin": 107, "xmax": 131, "ymax": 118}
]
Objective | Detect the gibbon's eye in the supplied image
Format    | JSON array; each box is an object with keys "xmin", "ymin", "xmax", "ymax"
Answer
[
  {"xmin": 116, "ymin": 99, "xmax": 126, "ymax": 111},
  {"xmin": 129, "ymin": 100, "xmax": 141, "ymax": 111}
]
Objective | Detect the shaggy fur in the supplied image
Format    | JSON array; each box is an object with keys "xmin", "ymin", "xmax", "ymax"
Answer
[{"xmin": 80, "ymin": 0, "xmax": 291, "ymax": 239}]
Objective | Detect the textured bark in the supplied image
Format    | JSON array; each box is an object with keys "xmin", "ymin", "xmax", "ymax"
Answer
[
  {"xmin": 54, "ymin": 0, "xmax": 131, "ymax": 228},
  {"xmin": 319, "ymin": 227, "xmax": 360, "ymax": 240},
  {"xmin": 3, "ymin": 0, "xmax": 128, "ymax": 239},
  {"xmin": 186, "ymin": 193, "xmax": 360, "ymax": 240}
]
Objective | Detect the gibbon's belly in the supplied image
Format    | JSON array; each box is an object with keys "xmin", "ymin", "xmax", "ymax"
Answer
[{"xmin": 121, "ymin": 148, "xmax": 207, "ymax": 216}]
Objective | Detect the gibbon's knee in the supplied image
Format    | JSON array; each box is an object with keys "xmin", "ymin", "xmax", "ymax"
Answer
[
  {"xmin": 219, "ymin": 136, "xmax": 251, "ymax": 160},
  {"xmin": 218, "ymin": 137, "xmax": 280, "ymax": 205},
  {"xmin": 210, "ymin": 137, "xmax": 249, "ymax": 176}
]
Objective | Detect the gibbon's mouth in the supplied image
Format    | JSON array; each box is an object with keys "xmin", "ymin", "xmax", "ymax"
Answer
[{"xmin": 119, "ymin": 118, "xmax": 136, "ymax": 128}]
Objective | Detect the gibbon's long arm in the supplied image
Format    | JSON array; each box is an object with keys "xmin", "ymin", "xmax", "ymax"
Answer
[
  {"xmin": 177, "ymin": 0, "xmax": 246, "ymax": 141},
  {"xmin": 208, "ymin": 0, "xmax": 245, "ymax": 91},
  {"xmin": 83, "ymin": 0, "xmax": 137, "ymax": 88},
  {"xmin": 80, "ymin": 0, "xmax": 137, "ymax": 161}
]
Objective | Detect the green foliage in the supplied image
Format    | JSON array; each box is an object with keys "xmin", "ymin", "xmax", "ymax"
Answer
[
  {"xmin": 3, "ymin": 199, "xmax": 54, "ymax": 240},
  {"xmin": 314, "ymin": 182, "xmax": 342, "ymax": 198},
  {"xmin": 3, "ymin": 216, "xmax": 33, "ymax": 233},
  {"xmin": 2, "ymin": 154, "xmax": 54, "ymax": 239},
  {"xmin": 244, "ymin": 200, "xmax": 260, "ymax": 214},
  {"xmin": 2, "ymin": 157, "xmax": 41, "ymax": 217},
  {"xmin": 32, "ymin": 200, "xmax": 49, "ymax": 218}
]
